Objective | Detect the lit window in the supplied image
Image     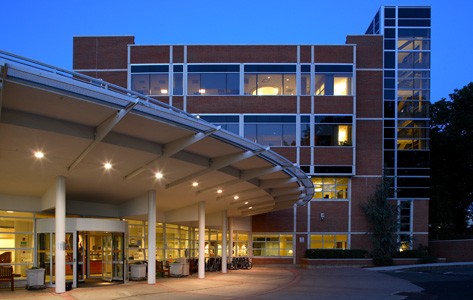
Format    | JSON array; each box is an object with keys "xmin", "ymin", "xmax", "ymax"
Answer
[
  {"xmin": 244, "ymin": 65, "xmax": 296, "ymax": 95},
  {"xmin": 310, "ymin": 234, "xmax": 347, "ymax": 249},
  {"xmin": 252, "ymin": 234, "xmax": 293, "ymax": 257},
  {"xmin": 312, "ymin": 177, "xmax": 349, "ymax": 200}
]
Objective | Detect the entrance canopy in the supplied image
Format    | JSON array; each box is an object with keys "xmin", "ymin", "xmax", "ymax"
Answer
[{"xmin": 0, "ymin": 50, "xmax": 313, "ymax": 220}]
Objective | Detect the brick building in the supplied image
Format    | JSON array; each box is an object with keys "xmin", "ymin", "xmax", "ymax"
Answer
[{"xmin": 72, "ymin": 5, "xmax": 430, "ymax": 264}]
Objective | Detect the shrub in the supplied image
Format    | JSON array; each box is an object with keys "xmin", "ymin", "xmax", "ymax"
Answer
[
  {"xmin": 392, "ymin": 249, "xmax": 425, "ymax": 258},
  {"xmin": 418, "ymin": 255, "xmax": 437, "ymax": 264},
  {"xmin": 304, "ymin": 249, "xmax": 368, "ymax": 259}
]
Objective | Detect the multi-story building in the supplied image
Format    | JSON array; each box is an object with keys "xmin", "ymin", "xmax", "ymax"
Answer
[{"xmin": 72, "ymin": 5, "xmax": 431, "ymax": 265}]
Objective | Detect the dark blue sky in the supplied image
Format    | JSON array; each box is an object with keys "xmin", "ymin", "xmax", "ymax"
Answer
[{"xmin": 2, "ymin": 0, "xmax": 472, "ymax": 101}]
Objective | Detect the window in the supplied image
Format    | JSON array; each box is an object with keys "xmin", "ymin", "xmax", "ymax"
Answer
[
  {"xmin": 315, "ymin": 116, "xmax": 352, "ymax": 146},
  {"xmin": 131, "ymin": 65, "xmax": 169, "ymax": 96},
  {"xmin": 244, "ymin": 115, "xmax": 296, "ymax": 146},
  {"xmin": 397, "ymin": 120, "xmax": 429, "ymax": 150},
  {"xmin": 399, "ymin": 200, "xmax": 412, "ymax": 251},
  {"xmin": 187, "ymin": 65, "xmax": 239, "ymax": 95},
  {"xmin": 398, "ymin": 52, "xmax": 430, "ymax": 69},
  {"xmin": 310, "ymin": 234, "xmax": 347, "ymax": 249},
  {"xmin": 312, "ymin": 177, "xmax": 349, "ymax": 200},
  {"xmin": 173, "ymin": 65, "xmax": 183, "ymax": 95},
  {"xmin": 244, "ymin": 65, "xmax": 296, "ymax": 95},
  {"xmin": 300, "ymin": 115, "xmax": 311, "ymax": 146},
  {"xmin": 301, "ymin": 65, "xmax": 311, "ymax": 95},
  {"xmin": 314, "ymin": 65, "xmax": 352, "ymax": 96},
  {"xmin": 0, "ymin": 211, "xmax": 35, "ymax": 279},
  {"xmin": 232, "ymin": 231, "xmax": 249, "ymax": 257},
  {"xmin": 252, "ymin": 234, "xmax": 293, "ymax": 257},
  {"xmin": 127, "ymin": 220, "xmax": 147, "ymax": 261}
]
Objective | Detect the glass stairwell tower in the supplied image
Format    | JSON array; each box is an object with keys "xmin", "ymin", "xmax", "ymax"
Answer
[{"xmin": 366, "ymin": 6, "xmax": 431, "ymax": 250}]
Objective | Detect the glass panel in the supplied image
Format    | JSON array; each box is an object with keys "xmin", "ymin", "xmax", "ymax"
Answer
[
  {"xmin": 398, "ymin": 52, "xmax": 430, "ymax": 69},
  {"xmin": 301, "ymin": 123, "xmax": 311, "ymax": 146},
  {"xmin": 301, "ymin": 74, "xmax": 311, "ymax": 95},
  {"xmin": 149, "ymin": 74, "xmax": 169, "ymax": 95},
  {"xmin": 188, "ymin": 73, "xmax": 201, "ymax": 95},
  {"xmin": 226, "ymin": 73, "xmax": 240, "ymax": 94},
  {"xmin": 131, "ymin": 74, "xmax": 150, "ymax": 95},
  {"xmin": 201, "ymin": 73, "xmax": 226, "ymax": 95},
  {"xmin": 244, "ymin": 74, "xmax": 257, "ymax": 95},
  {"xmin": 315, "ymin": 125, "xmax": 352, "ymax": 146},
  {"xmin": 333, "ymin": 77, "xmax": 351, "ymax": 95},
  {"xmin": 315, "ymin": 74, "xmax": 328, "ymax": 95},
  {"xmin": 173, "ymin": 73, "xmax": 183, "ymax": 95},
  {"xmin": 283, "ymin": 74, "xmax": 296, "ymax": 95},
  {"xmin": 312, "ymin": 178, "xmax": 349, "ymax": 200},
  {"xmin": 256, "ymin": 74, "xmax": 283, "ymax": 95}
]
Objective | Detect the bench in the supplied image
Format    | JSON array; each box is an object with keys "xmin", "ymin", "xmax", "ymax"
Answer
[
  {"xmin": 156, "ymin": 261, "xmax": 170, "ymax": 278},
  {"xmin": 0, "ymin": 266, "xmax": 14, "ymax": 291}
]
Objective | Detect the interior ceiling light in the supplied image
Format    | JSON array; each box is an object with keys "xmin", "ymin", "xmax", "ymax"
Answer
[
  {"xmin": 160, "ymin": 89, "xmax": 168, "ymax": 94},
  {"xmin": 155, "ymin": 172, "xmax": 163, "ymax": 179},
  {"xmin": 7, "ymin": 211, "xmax": 14, "ymax": 213},
  {"xmin": 192, "ymin": 181, "xmax": 199, "ymax": 187},
  {"xmin": 104, "ymin": 162, "xmax": 112, "ymax": 170},
  {"xmin": 249, "ymin": 206, "xmax": 253, "ymax": 210},
  {"xmin": 234, "ymin": 195, "xmax": 239, "ymax": 200},
  {"xmin": 217, "ymin": 189, "xmax": 223, "ymax": 194},
  {"xmin": 244, "ymin": 201, "xmax": 249, "ymax": 205},
  {"xmin": 34, "ymin": 151, "xmax": 44, "ymax": 159}
]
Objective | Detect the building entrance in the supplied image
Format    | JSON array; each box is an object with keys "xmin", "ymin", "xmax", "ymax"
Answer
[{"xmin": 37, "ymin": 218, "xmax": 127, "ymax": 288}]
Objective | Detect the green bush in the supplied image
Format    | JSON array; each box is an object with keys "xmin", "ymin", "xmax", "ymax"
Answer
[
  {"xmin": 417, "ymin": 255, "xmax": 437, "ymax": 264},
  {"xmin": 304, "ymin": 249, "xmax": 368, "ymax": 259},
  {"xmin": 392, "ymin": 249, "xmax": 426, "ymax": 258}
]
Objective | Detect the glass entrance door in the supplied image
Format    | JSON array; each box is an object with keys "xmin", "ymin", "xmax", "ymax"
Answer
[{"xmin": 101, "ymin": 233, "xmax": 124, "ymax": 282}]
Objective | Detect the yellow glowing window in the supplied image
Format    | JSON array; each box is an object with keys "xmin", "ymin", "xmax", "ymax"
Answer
[
  {"xmin": 253, "ymin": 86, "xmax": 280, "ymax": 95},
  {"xmin": 333, "ymin": 77, "xmax": 350, "ymax": 95}
]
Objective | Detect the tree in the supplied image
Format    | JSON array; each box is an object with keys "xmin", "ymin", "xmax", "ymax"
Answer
[
  {"xmin": 361, "ymin": 176, "xmax": 399, "ymax": 266},
  {"xmin": 430, "ymin": 82, "xmax": 473, "ymax": 238}
]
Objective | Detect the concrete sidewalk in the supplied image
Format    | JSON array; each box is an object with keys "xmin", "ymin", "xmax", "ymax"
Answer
[{"xmin": 0, "ymin": 267, "xmax": 422, "ymax": 300}]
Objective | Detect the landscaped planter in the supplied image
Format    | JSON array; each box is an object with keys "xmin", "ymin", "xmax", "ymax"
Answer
[{"xmin": 26, "ymin": 268, "xmax": 46, "ymax": 290}]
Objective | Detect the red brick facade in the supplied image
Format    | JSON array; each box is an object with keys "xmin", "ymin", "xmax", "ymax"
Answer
[{"xmin": 72, "ymin": 35, "xmax": 429, "ymax": 265}]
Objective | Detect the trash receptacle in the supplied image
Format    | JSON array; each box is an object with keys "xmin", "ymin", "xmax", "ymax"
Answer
[
  {"xmin": 170, "ymin": 262, "xmax": 183, "ymax": 277},
  {"xmin": 130, "ymin": 263, "xmax": 147, "ymax": 280}
]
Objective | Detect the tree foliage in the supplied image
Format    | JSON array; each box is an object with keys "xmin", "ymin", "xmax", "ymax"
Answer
[
  {"xmin": 430, "ymin": 82, "xmax": 473, "ymax": 238},
  {"xmin": 361, "ymin": 176, "xmax": 398, "ymax": 265}
]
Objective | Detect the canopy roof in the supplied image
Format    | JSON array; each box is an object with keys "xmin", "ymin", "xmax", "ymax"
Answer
[{"xmin": 0, "ymin": 50, "xmax": 313, "ymax": 220}]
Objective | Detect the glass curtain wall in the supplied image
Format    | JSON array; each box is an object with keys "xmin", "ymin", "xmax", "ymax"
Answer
[{"xmin": 0, "ymin": 211, "xmax": 34, "ymax": 279}]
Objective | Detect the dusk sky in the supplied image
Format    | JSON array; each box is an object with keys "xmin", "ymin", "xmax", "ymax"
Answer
[{"xmin": 2, "ymin": 0, "xmax": 472, "ymax": 102}]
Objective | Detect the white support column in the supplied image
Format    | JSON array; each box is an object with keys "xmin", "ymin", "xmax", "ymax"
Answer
[
  {"xmin": 229, "ymin": 217, "xmax": 234, "ymax": 259},
  {"xmin": 147, "ymin": 190, "xmax": 156, "ymax": 284},
  {"xmin": 55, "ymin": 176, "xmax": 66, "ymax": 294},
  {"xmin": 198, "ymin": 201, "xmax": 205, "ymax": 279},
  {"xmin": 221, "ymin": 210, "xmax": 228, "ymax": 273}
]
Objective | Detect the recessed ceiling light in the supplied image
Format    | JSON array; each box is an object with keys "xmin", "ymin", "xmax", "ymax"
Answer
[
  {"xmin": 6, "ymin": 211, "xmax": 14, "ymax": 214},
  {"xmin": 104, "ymin": 162, "xmax": 112, "ymax": 170},
  {"xmin": 192, "ymin": 181, "xmax": 199, "ymax": 187},
  {"xmin": 34, "ymin": 151, "xmax": 44, "ymax": 159},
  {"xmin": 244, "ymin": 201, "xmax": 249, "ymax": 205},
  {"xmin": 155, "ymin": 172, "xmax": 163, "ymax": 179},
  {"xmin": 217, "ymin": 189, "xmax": 223, "ymax": 194},
  {"xmin": 234, "ymin": 195, "xmax": 239, "ymax": 200},
  {"xmin": 249, "ymin": 206, "xmax": 253, "ymax": 210}
]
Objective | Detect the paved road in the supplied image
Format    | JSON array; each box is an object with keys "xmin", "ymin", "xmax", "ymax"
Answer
[
  {"xmin": 383, "ymin": 266, "xmax": 473, "ymax": 299},
  {"xmin": 0, "ymin": 267, "xmax": 422, "ymax": 300}
]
